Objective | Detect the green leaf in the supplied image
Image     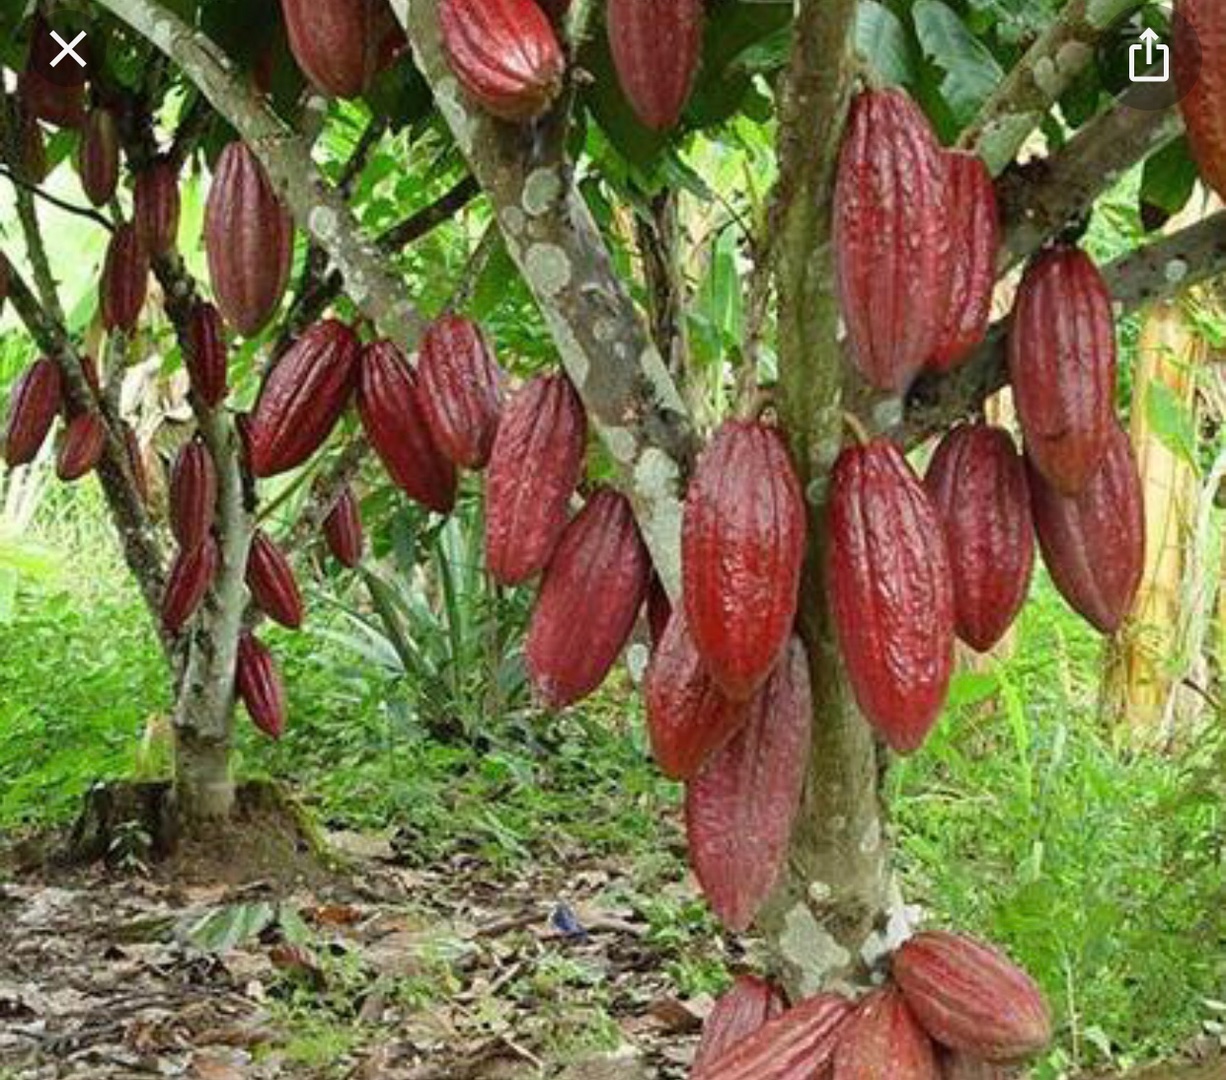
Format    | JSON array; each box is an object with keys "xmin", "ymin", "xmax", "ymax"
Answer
[
  {"xmin": 1140, "ymin": 138, "xmax": 1199, "ymax": 220},
  {"xmin": 947, "ymin": 669, "xmax": 1001, "ymax": 709},
  {"xmin": 182, "ymin": 902, "xmax": 276, "ymax": 954},
  {"xmin": 856, "ymin": 1, "xmax": 916, "ymax": 87},
  {"xmin": 1144, "ymin": 380, "xmax": 1200, "ymax": 472},
  {"xmin": 912, "ymin": 0, "xmax": 1004, "ymax": 126}
]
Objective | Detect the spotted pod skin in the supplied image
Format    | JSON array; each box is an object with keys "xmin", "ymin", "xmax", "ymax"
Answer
[
  {"xmin": 924, "ymin": 424, "xmax": 1034, "ymax": 653},
  {"xmin": 205, "ymin": 141, "xmax": 294, "ymax": 337},
  {"xmin": 1177, "ymin": 0, "xmax": 1226, "ymax": 200},
  {"xmin": 929, "ymin": 152, "xmax": 999, "ymax": 372},
  {"xmin": 357, "ymin": 340, "xmax": 458, "ymax": 514},
  {"xmin": 484, "ymin": 374, "xmax": 587, "ymax": 585},
  {"xmin": 690, "ymin": 975, "xmax": 785, "ymax": 1078},
  {"xmin": 526, "ymin": 488, "xmax": 651, "ymax": 708},
  {"xmin": 894, "ymin": 932, "xmax": 1052, "ymax": 1064},
  {"xmin": 247, "ymin": 530, "xmax": 305, "ymax": 630},
  {"xmin": 833, "ymin": 988, "xmax": 940, "ymax": 1080},
  {"xmin": 249, "ymin": 320, "xmax": 361, "ymax": 478},
  {"xmin": 323, "ymin": 485, "xmax": 365, "ymax": 567},
  {"xmin": 1028, "ymin": 422, "xmax": 1144, "ymax": 634},
  {"xmin": 161, "ymin": 535, "xmax": 219, "ymax": 633},
  {"xmin": 236, "ymin": 632, "xmax": 287, "ymax": 739},
  {"xmin": 417, "ymin": 314, "xmax": 504, "ymax": 469},
  {"xmin": 827, "ymin": 438, "xmax": 954, "ymax": 754},
  {"xmin": 439, "ymin": 0, "xmax": 565, "ymax": 121},
  {"xmin": 686, "ymin": 636, "xmax": 812, "ymax": 932},
  {"xmin": 682, "ymin": 420, "xmax": 806, "ymax": 702},
  {"xmin": 101, "ymin": 223, "xmax": 149, "ymax": 333},
  {"xmin": 280, "ymin": 0, "xmax": 395, "ymax": 98},
  {"xmin": 834, "ymin": 89, "xmax": 951, "ymax": 394},
  {"xmin": 185, "ymin": 301, "xmax": 229, "ymax": 408},
  {"xmin": 77, "ymin": 107, "xmax": 119, "ymax": 208},
  {"xmin": 133, "ymin": 159, "xmax": 181, "ymax": 257},
  {"xmin": 697, "ymin": 992, "xmax": 852, "ymax": 1080},
  {"xmin": 4, "ymin": 358, "xmax": 62, "ymax": 468},
  {"xmin": 608, "ymin": 0, "xmax": 703, "ymax": 132},
  {"xmin": 169, "ymin": 438, "xmax": 218, "ymax": 552},
  {"xmin": 56, "ymin": 412, "xmax": 107, "ymax": 482},
  {"xmin": 1009, "ymin": 246, "xmax": 1116, "ymax": 496}
]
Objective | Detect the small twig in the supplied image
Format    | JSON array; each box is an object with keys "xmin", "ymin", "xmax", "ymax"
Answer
[
  {"xmin": 337, "ymin": 117, "xmax": 386, "ymax": 199},
  {"xmin": 0, "ymin": 166, "xmax": 115, "ymax": 229}
]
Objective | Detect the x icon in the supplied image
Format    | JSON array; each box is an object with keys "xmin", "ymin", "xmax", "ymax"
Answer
[{"xmin": 49, "ymin": 30, "xmax": 87, "ymax": 68}]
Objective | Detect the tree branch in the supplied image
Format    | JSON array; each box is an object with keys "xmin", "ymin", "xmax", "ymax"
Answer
[{"xmin": 0, "ymin": 166, "xmax": 115, "ymax": 230}]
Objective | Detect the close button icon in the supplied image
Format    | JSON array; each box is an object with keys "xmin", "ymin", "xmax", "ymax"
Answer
[{"xmin": 49, "ymin": 31, "xmax": 87, "ymax": 69}]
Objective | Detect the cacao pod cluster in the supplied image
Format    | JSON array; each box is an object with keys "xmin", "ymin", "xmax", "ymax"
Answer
[{"xmin": 278, "ymin": 0, "xmax": 404, "ymax": 100}]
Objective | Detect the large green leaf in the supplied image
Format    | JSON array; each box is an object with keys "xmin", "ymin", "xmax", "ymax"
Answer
[
  {"xmin": 912, "ymin": 0, "xmax": 1003, "ymax": 126},
  {"xmin": 856, "ymin": 1, "xmax": 917, "ymax": 87}
]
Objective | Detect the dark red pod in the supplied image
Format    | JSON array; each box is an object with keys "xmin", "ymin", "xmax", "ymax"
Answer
[
  {"xmin": 56, "ymin": 412, "xmax": 107, "ymax": 482},
  {"xmin": 101, "ymin": 223, "xmax": 150, "ymax": 333},
  {"xmin": 484, "ymin": 374, "xmax": 587, "ymax": 585},
  {"xmin": 133, "ymin": 159, "xmax": 181, "ymax": 257},
  {"xmin": 699, "ymin": 992, "xmax": 852, "ymax": 1080},
  {"xmin": 236, "ymin": 631, "xmax": 287, "ymax": 739},
  {"xmin": 17, "ymin": 109, "xmax": 47, "ymax": 185},
  {"xmin": 416, "ymin": 314, "xmax": 503, "ymax": 469},
  {"xmin": 280, "ymin": 0, "xmax": 396, "ymax": 98},
  {"xmin": 246, "ymin": 529, "xmax": 304, "ymax": 629},
  {"xmin": 682, "ymin": 420, "xmax": 806, "ymax": 702},
  {"xmin": 691, "ymin": 975, "xmax": 785, "ymax": 1079},
  {"xmin": 526, "ymin": 487, "xmax": 651, "ymax": 708},
  {"xmin": 924, "ymin": 424, "xmax": 1034, "ymax": 652},
  {"xmin": 1177, "ymin": 0, "xmax": 1226, "ymax": 201},
  {"xmin": 608, "ymin": 0, "xmax": 703, "ymax": 132},
  {"xmin": 827, "ymin": 438, "xmax": 954, "ymax": 754},
  {"xmin": 185, "ymin": 300, "xmax": 229, "ymax": 408},
  {"xmin": 832, "ymin": 988, "xmax": 939, "ymax": 1080},
  {"xmin": 169, "ymin": 438, "xmax": 218, "ymax": 553},
  {"xmin": 77, "ymin": 107, "xmax": 120, "ymax": 207},
  {"xmin": 323, "ymin": 485, "xmax": 364, "ymax": 567},
  {"xmin": 19, "ymin": 70, "xmax": 84, "ymax": 129},
  {"xmin": 4, "ymin": 357, "xmax": 62, "ymax": 467},
  {"xmin": 161, "ymin": 535, "xmax": 219, "ymax": 633},
  {"xmin": 645, "ymin": 572, "xmax": 672, "ymax": 650},
  {"xmin": 122, "ymin": 424, "xmax": 151, "ymax": 506}
]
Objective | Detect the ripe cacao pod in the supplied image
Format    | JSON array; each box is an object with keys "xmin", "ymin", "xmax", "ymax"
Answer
[
  {"xmin": 439, "ymin": 0, "xmax": 565, "ymax": 121},
  {"xmin": 249, "ymin": 320, "xmax": 361, "ymax": 478},
  {"xmin": 833, "ymin": 988, "xmax": 939, "ymax": 1080},
  {"xmin": 690, "ymin": 975, "xmax": 785, "ymax": 1078},
  {"xmin": 323, "ymin": 485, "xmax": 364, "ymax": 567},
  {"xmin": 169, "ymin": 438, "xmax": 218, "ymax": 553},
  {"xmin": 834, "ymin": 89, "xmax": 951, "ymax": 393},
  {"xmin": 417, "ymin": 314, "xmax": 503, "ymax": 469},
  {"xmin": 681, "ymin": 420, "xmax": 805, "ymax": 701},
  {"xmin": 607, "ymin": 0, "xmax": 703, "ymax": 132},
  {"xmin": 893, "ymin": 931, "xmax": 1052, "ymax": 1063},
  {"xmin": 19, "ymin": 70, "xmax": 84, "ymax": 129},
  {"xmin": 924, "ymin": 424, "xmax": 1033, "ymax": 653},
  {"xmin": 686, "ymin": 636, "xmax": 812, "ymax": 932},
  {"xmin": 939, "ymin": 1050, "xmax": 1009, "ymax": 1080},
  {"xmin": 236, "ymin": 632, "xmax": 287, "ymax": 739},
  {"xmin": 185, "ymin": 300, "xmax": 229, "ymax": 408},
  {"xmin": 526, "ymin": 487, "xmax": 652, "ymax": 708},
  {"xmin": 79, "ymin": 353, "xmax": 102, "ymax": 400},
  {"xmin": 485, "ymin": 373, "xmax": 587, "ymax": 585},
  {"xmin": 205, "ymin": 141, "xmax": 294, "ymax": 337},
  {"xmin": 247, "ymin": 529, "xmax": 304, "ymax": 629},
  {"xmin": 697, "ymin": 993, "xmax": 852, "ymax": 1080},
  {"xmin": 1028, "ymin": 421, "xmax": 1144, "ymax": 634},
  {"xmin": 279, "ymin": 0, "xmax": 395, "ymax": 98},
  {"xmin": 122, "ymin": 424, "xmax": 151, "ymax": 506},
  {"xmin": 77, "ymin": 107, "xmax": 120, "ymax": 207},
  {"xmin": 356, "ymin": 340, "xmax": 458, "ymax": 513},
  {"xmin": 929, "ymin": 152, "xmax": 999, "ymax": 372},
  {"xmin": 161, "ymin": 535, "xmax": 219, "ymax": 633},
  {"xmin": 827, "ymin": 437, "xmax": 954, "ymax": 754},
  {"xmin": 1008, "ymin": 246, "xmax": 1116, "ymax": 495},
  {"xmin": 133, "ymin": 159, "xmax": 181, "ymax": 257},
  {"xmin": 646, "ymin": 573, "xmax": 672, "ymax": 649},
  {"xmin": 101, "ymin": 223, "xmax": 150, "ymax": 333},
  {"xmin": 4, "ymin": 358, "xmax": 62, "ymax": 468},
  {"xmin": 1176, "ymin": 0, "xmax": 1226, "ymax": 201},
  {"xmin": 56, "ymin": 412, "xmax": 106, "ymax": 482},
  {"xmin": 16, "ymin": 109, "xmax": 47, "ymax": 185},
  {"xmin": 645, "ymin": 610, "xmax": 748, "ymax": 781}
]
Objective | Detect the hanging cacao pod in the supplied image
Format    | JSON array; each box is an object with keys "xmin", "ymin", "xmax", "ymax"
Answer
[
  {"xmin": 645, "ymin": 573, "xmax": 672, "ymax": 649},
  {"xmin": 248, "ymin": 320, "xmax": 361, "ymax": 478},
  {"xmin": 686, "ymin": 636, "xmax": 812, "ymax": 932},
  {"xmin": 169, "ymin": 438, "xmax": 218, "ymax": 553},
  {"xmin": 133, "ymin": 159, "xmax": 181, "ymax": 257},
  {"xmin": 185, "ymin": 300, "xmax": 229, "ymax": 408},
  {"xmin": 1028, "ymin": 422, "xmax": 1144, "ymax": 634},
  {"xmin": 357, "ymin": 340, "xmax": 458, "ymax": 513},
  {"xmin": 827, "ymin": 437, "xmax": 954, "ymax": 754},
  {"xmin": 439, "ymin": 0, "xmax": 565, "ymax": 121},
  {"xmin": 247, "ymin": 530, "xmax": 305, "ymax": 629},
  {"xmin": 236, "ymin": 632, "xmax": 287, "ymax": 739},
  {"xmin": 484, "ymin": 374, "xmax": 587, "ymax": 585},
  {"xmin": 4, "ymin": 357, "xmax": 62, "ymax": 468},
  {"xmin": 607, "ymin": 0, "xmax": 703, "ymax": 132},
  {"xmin": 417, "ymin": 314, "xmax": 504, "ymax": 469},
  {"xmin": 100, "ymin": 223, "xmax": 150, "ymax": 333},
  {"xmin": 16, "ymin": 109, "xmax": 47, "ymax": 185},
  {"xmin": 834, "ymin": 89, "xmax": 951, "ymax": 393},
  {"xmin": 279, "ymin": 0, "xmax": 395, "ymax": 98},
  {"xmin": 205, "ymin": 141, "xmax": 294, "ymax": 337},
  {"xmin": 924, "ymin": 424, "xmax": 1034, "ymax": 653},
  {"xmin": 681, "ymin": 420, "xmax": 805, "ymax": 702},
  {"xmin": 323, "ymin": 485, "xmax": 364, "ymax": 567},
  {"xmin": 122, "ymin": 424, "xmax": 151, "ymax": 506},
  {"xmin": 161, "ymin": 536, "xmax": 219, "ymax": 633},
  {"xmin": 56, "ymin": 412, "xmax": 106, "ymax": 481},
  {"xmin": 1176, "ymin": 0, "xmax": 1226, "ymax": 201},
  {"xmin": 893, "ymin": 931, "xmax": 1052, "ymax": 1063},
  {"xmin": 690, "ymin": 975, "xmax": 785, "ymax": 1078},
  {"xmin": 77, "ymin": 107, "xmax": 120, "ymax": 208},
  {"xmin": 19, "ymin": 71, "xmax": 84, "ymax": 129},
  {"xmin": 697, "ymin": 993, "xmax": 852, "ymax": 1080},
  {"xmin": 79, "ymin": 353, "xmax": 102, "ymax": 400},
  {"xmin": 832, "ymin": 988, "xmax": 939, "ymax": 1080}
]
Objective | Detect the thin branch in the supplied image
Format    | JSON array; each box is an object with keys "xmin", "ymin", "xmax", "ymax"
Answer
[{"xmin": 0, "ymin": 166, "xmax": 115, "ymax": 229}]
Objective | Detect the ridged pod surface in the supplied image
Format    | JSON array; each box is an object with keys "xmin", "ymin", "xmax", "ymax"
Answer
[
  {"xmin": 357, "ymin": 340, "xmax": 458, "ymax": 513},
  {"xmin": 247, "ymin": 530, "xmax": 305, "ymax": 629},
  {"xmin": 249, "ymin": 320, "xmax": 361, "ymax": 478},
  {"xmin": 834, "ymin": 89, "xmax": 951, "ymax": 393},
  {"xmin": 162, "ymin": 536, "xmax": 219, "ymax": 633},
  {"xmin": 827, "ymin": 438, "xmax": 954, "ymax": 754},
  {"xmin": 280, "ymin": 0, "xmax": 395, "ymax": 98},
  {"xmin": 833, "ymin": 988, "xmax": 939, "ymax": 1080},
  {"xmin": 169, "ymin": 439, "xmax": 218, "ymax": 553},
  {"xmin": 439, "ymin": 0, "xmax": 565, "ymax": 121},
  {"xmin": 237, "ymin": 632, "xmax": 287, "ymax": 739},
  {"xmin": 698, "ymin": 993, "xmax": 852, "ymax": 1080},
  {"xmin": 893, "ymin": 932, "xmax": 1052, "ymax": 1063},
  {"xmin": 205, "ymin": 141, "xmax": 294, "ymax": 337},
  {"xmin": 1028, "ymin": 422, "xmax": 1144, "ymax": 634},
  {"xmin": 1009, "ymin": 246, "xmax": 1116, "ymax": 495},
  {"xmin": 690, "ymin": 975, "xmax": 785, "ymax": 1078},
  {"xmin": 924, "ymin": 424, "xmax": 1033, "ymax": 652},
  {"xmin": 134, "ymin": 160, "xmax": 181, "ymax": 257},
  {"xmin": 56, "ymin": 412, "xmax": 106, "ymax": 482},
  {"xmin": 681, "ymin": 420, "xmax": 805, "ymax": 702},
  {"xmin": 1177, "ymin": 0, "xmax": 1226, "ymax": 200},
  {"xmin": 4, "ymin": 358, "xmax": 62, "ymax": 467},
  {"xmin": 77, "ymin": 108, "xmax": 120, "ymax": 207},
  {"xmin": 686, "ymin": 636, "xmax": 812, "ymax": 932},
  {"xmin": 101, "ymin": 223, "xmax": 149, "ymax": 333},
  {"xmin": 185, "ymin": 301, "xmax": 229, "ymax": 408},
  {"xmin": 526, "ymin": 488, "xmax": 651, "ymax": 708},
  {"xmin": 484, "ymin": 374, "xmax": 587, "ymax": 585},
  {"xmin": 417, "ymin": 314, "xmax": 503, "ymax": 469},
  {"xmin": 607, "ymin": 0, "xmax": 703, "ymax": 132},
  {"xmin": 939, "ymin": 1050, "xmax": 1009, "ymax": 1079},
  {"xmin": 324, "ymin": 486, "xmax": 364, "ymax": 567}
]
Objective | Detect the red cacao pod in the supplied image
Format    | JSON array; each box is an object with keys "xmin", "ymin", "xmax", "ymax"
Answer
[
  {"xmin": 247, "ymin": 529, "xmax": 305, "ymax": 630},
  {"xmin": 185, "ymin": 300, "xmax": 229, "ymax": 408},
  {"xmin": 161, "ymin": 535, "xmax": 219, "ymax": 633},
  {"xmin": 101, "ymin": 223, "xmax": 150, "ymax": 333},
  {"xmin": 133, "ymin": 159, "xmax": 181, "ymax": 257},
  {"xmin": 236, "ymin": 632, "xmax": 287, "ymax": 739},
  {"xmin": 929, "ymin": 152, "xmax": 999, "ymax": 372},
  {"xmin": 79, "ymin": 353, "xmax": 102, "ymax": 400},
  {"xmin": 280, "ymin": 0, "xmax": 395, "ymax": 98},
  {"xmin": 686, "ymin": 635, "xmax": 812, "ymax": 932},
  {"xmin": 19, "ymin": 70, "xmax": 84, "ymax": 129},
  {"xmin": 417, "ymin": 314, "xmax": 504, "ymax": 469},
  {"xmin": 924, "ymin": 424, "xmax": 1033, "ymax": 653},
  {"xmin": 169, "ymin": 438, "xmax": 218, "ymax": 553},
  {"xmin": 681, "ymin": 420, "xmax": 805, "ymax": 702},
  {"xmin": 249, "ymin": 320, "xmax": 361, "ymax": 478},
  {"xmin": 17, "ymin": 109, "xmax": 47, "ymax": 185},
  {"xmin": 56, "ymin": 412, "xmax": 106, "ymax": 482},
  {"xmin": 646, "ymin": 573, "xmax": 672, "ymax": 649},
  {"xmin": 834, "ymin": 89, "xmax": 951, "ymax": 393},
  {"xmin": 893, "ymin": 931, "xmax": 1052, "ymax": 1063},
  {"xmin": 1177, "ymin": 0, "xmax": 1226, "ymax": 200},
  {"xmin": 607, "ymin": 0, "xmax": 703, "ymax": 132},
  {"xmin": 698, "ymin": 993, "xmax": 852, "ymax": 1080},
  {"xmin": 1028, "ymin": 421, "xmax": 1144, "ymax": 634},
  {"xmin": 827, "ymin": 437, "xmax": 954, "ymax": 754},
  {"xmin": 939, "ymin": 1050, "xmax": 1009, "ymax": 1079},
  {"xmin": 4, "ymin": 358, "xmax": 62, "ymax": 468},
  {"xmin": 77, "ymin": 107, "xmax": 120, "ymax": 208},
  {"xmin": 357, "ymin": 340, "xmax": 458, "ymax": 513},
  {"xmin": 526, "ymin": 487, "xmax": 652, "ymax": 708},
  {"xmin": 27, "ymin": 14, "xmax": 89, "ymax": 87},
  {"xmin": 484, "ymin": 373, "xmax": 587, "ymax": 585},
  {"xmin": 833, "ymin": 988, "xmax": 939, "ymax": 1080},
  {"xmin": 323, "ymin": 485, "xmax": 364, "ymax": 567},
  {"xmin": 122, "ymin": 424, "xmax": 151, "ymax": 506},
  {"xmin": 1008, "ymin": 246, "xmax": 1116, "ymax": 495},
  {"xmin": 690, "ymin": 975, "xmax": 785, "ymax": 1078},
  {"xmin": 205, "ymin": 141, "xmax": 294, "ymax": 337},
  {"xmin": 439, "ymin": 0, "xmax": 565, "ymax": 121}
]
